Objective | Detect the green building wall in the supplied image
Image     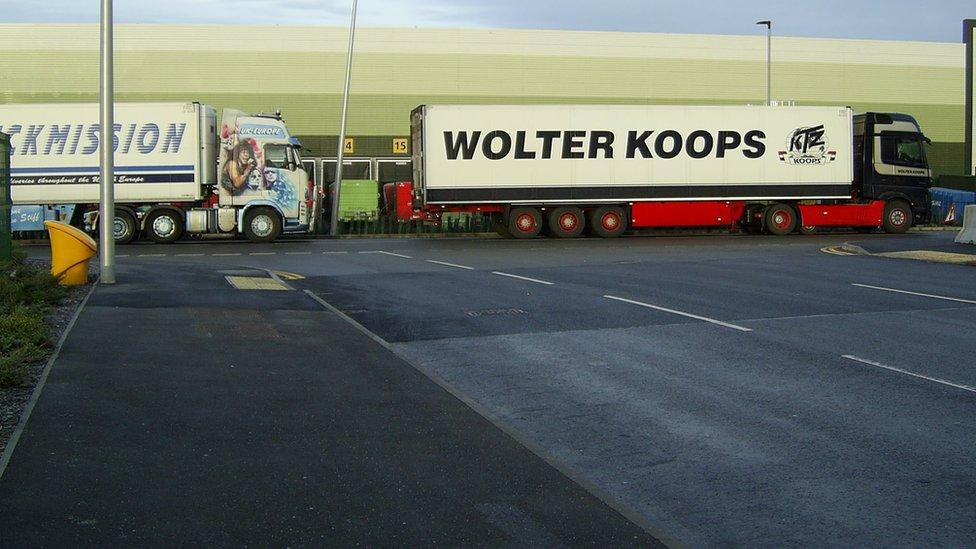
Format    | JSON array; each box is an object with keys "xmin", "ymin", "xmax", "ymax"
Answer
[{"xmin": 0, "ymin": 24, "xmax": 968, "ymax": 176}]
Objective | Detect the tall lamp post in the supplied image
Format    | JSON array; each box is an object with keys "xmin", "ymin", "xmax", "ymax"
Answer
[
  {"xmin": 99, "ymin": 0, "xmax": 116, "ymax": 283},
  {"xmin": 330, "ymin": 0, "xmax": 358, "ymax": 237},
  {"xmin": 756, "ymin": 20, "xmax": 772, "ymax": 106}
]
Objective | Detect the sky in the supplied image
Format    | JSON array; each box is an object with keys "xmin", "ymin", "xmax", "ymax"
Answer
[{"xmin": 1, "ymin": 0, "xmax": 973, "ymax": 43}]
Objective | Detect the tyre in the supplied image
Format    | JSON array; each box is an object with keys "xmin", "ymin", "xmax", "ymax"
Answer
[
  {"xmin": 764, "ymin": 203, "xmax": 797, "ymax": 236},
  {"xmin": 243, "ymin": 207, "xmax": 282, "ymax": 243},
  {"xmin": 548, "ymin": 207, "xmax": 585, "ymax": 238},
  {"xmin": 588, "ymin": 206, "xmax": 627, "ymax": 238},
  {"xmin": 507, "ymin": 207, "xmax": 542, "ymax": 239},
  {"xmin": 113, "ymin": 210, "xmax": 138, "ymax": 245},
  {"xmin": 882, "ymin": 200, "xmax": 912, "ymax": 234},
  {"xmin": 145, "ymin": 209, "xmax": 183, "ymax": 244}
]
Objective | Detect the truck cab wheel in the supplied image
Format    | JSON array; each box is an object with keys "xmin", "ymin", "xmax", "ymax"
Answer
[
  {"xmin": 113, "ymin": 210, "xmax": 138, "ymax": 245},
  {"xmin": 764, "ymin": 204, "xmax": 797, "ymax": 236},
  {"xmin": 145, "ymin": 209, "xmax": 184, "ymax": 244},
  {"xmin": 244, "ymin": 208, "xmax": 282, "ymax": 243},
  {"xmin": 507, "ymin": 208, "xmax": 542, "ymax": 239},
  {"xmin": 548, "ymin": 207, "xmax": 585, "ymax": 238},
  {"xmin": 882, "ymin": 200, "xmax": 912, "ymax": 234},
  {"xmin": 588, "ymin": 206, "xmax": 626, "ymax": 238}
]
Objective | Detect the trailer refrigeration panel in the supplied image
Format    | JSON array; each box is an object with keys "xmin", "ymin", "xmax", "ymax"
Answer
[
  {"xmin": 1, "ymin": 102, "xmax": 205, "ymax": 205},
  {"xmin": 415, "ymin": 104, "xmax": 855, "ymax": 204}
]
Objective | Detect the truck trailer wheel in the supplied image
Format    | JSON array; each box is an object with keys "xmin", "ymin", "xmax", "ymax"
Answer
[
  {"xmin": 548, "ymin": 207, "xmax": 585, "ymax": 238},
  {"xmin": 507, "ymin": 208, "xmax": 542, "ymax": 239},
  {"xmin": 145, "ymin": 209, "xmax": 184, "ymax": 244},
  {"xmin": 882, "ymin": 200, "xmax": 912, "ymax": 234},
  {"xmin": 764, "ymin": 204, "xmax": 797, "ymax": 236},
  {"xmin": 244, "ymin": 208, "xmax": 282, "ymax": 243},
  {"xmin": 113, "ymin": 210, "xmax": 138, "ymax": 245},
  {"xmin": 589, "ymin": 206, "xmax": 626, "ymax": 238}
]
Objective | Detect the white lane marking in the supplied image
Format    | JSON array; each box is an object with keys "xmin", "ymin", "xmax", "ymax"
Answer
[
  {"xmin": 116, "ymin": 254, "xmax": 130, "ymax": 258},
  {"xmin": 376, "ymin": 251, "xmax": 413, "ymax": 259},
  {"xmin": 852, "ymin": 283, "xmax": 976, "ymax": 305},
  {"xmin": 843, "ymin": 355, "xmax": 976, "ymax": 395},
  {"xmin": 492, "ymin": 271, "xmax": 554, "ymax": 285},
  {"xmin": 175, "ymin": 253, "xmax": 205, "ymax": 257},
  {"xmin": 285, "ymin": 252, "xmax": 312, "ymax": 255},
  {"xmin": 137, "ymin": 253, "xmax": 166, "ymax": 257},
  {"xmin": 249, "ymin": 252, "xmax": 277, "ymax": 256},
  {"xmin": 212, "ymin": 253, "xmax": 242, "ymax": 257},
  {"xmin": 427, "ymin": 260, "xmax": 474, "ymax": 270},
  {"xmin": 323, "ymin": 251, "xmax": 349, "ymax": 255},
  {"xmin": 603, "ymin": 295, "xmax": 753, "ymax": 332}
]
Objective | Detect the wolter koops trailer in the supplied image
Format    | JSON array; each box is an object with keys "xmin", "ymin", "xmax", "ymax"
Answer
[
  {"xmin": 392, "ymin": 104, "xmax": 932, "ymax": 237},
  {"xmin": 3, "ymin": 102, "xmax": 313, "ymax": 243}
]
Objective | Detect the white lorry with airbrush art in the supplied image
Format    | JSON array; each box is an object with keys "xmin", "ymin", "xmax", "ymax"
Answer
[{"xmin": 1, "ymin": 102, "xmax": 313, "ymax": 243}]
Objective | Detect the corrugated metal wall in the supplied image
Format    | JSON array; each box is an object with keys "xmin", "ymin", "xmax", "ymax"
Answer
[{"xmin": 0, "ymin": 24, "xmax": 967, "ymax": 175}]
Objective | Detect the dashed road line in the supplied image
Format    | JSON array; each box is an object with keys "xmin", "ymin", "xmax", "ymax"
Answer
[
  {"xmin": 491, "ymin": 271, "xmax": 554, "ymax": 285},
  {"xmin": 852, "ymin": 283, "xmax": 976, "ymax": 305},
  {"xmin": 116, "ymin": 254, "xmax": 130, "ymax": 258},
  {"xmin": 249, "ymin": 252, "xmax": 277, "ymax": 256},
  {"xmin": 603, "ymin": 295, "xmax": 753, "ymax": 332},
  {"xmin": 213, "ymin": 253, "xmax": 242, "ymax": 257},
  {"xmin": 175, "ymin": 253, "xmax": 205, "ymax": 257},
  {"xmin": 375, "ymin": 251, "xmax": 413, "ymax": 259},
  {"xmin": 843, "ymin": 355, "xmax": 976, "ymax": 395},
  {"xmin": 285, "ymin": 251, "xmax": 312, "ymax": 256},
  {"xmin": 137, "ymin": 253, "xmax": 166, "ymax": 257},
  {"xmin": 426, "ymin": 260, "xmax": 475, "ymax": 270},
  {"xmin": 323, "ymin": 251, "xmax": 349, "ymax": 255}
]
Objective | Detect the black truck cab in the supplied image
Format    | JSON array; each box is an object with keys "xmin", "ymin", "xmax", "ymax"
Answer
[{"xmin": 854, "ymin": 112, "xmax": 932, "ymax": 225}]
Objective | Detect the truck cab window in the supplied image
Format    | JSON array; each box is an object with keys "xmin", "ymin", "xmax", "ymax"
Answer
[
  {"xmin": 880, "ymin": 135, "xmax": 925, "ymax": 168},
  {"xmin": 264, "ymin": 144, "xmax": 290, "ymax": 169}
]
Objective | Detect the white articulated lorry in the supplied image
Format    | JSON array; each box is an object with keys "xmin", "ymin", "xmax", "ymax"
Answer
[
  {"xmin": 2, "ymin": 102, "xmax": 313, "ymax": 243},
  {"xmin": 394, "ymin": 104, "xmax": 932, "ymax": 237}
]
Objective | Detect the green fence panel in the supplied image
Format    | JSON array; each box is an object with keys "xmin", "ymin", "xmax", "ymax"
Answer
[{"xmin": 0, "ymin": 133, "xmax": 11, "ymax": 262}]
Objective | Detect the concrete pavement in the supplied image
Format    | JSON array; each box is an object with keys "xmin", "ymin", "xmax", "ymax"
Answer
[{"xmin": 0, "ymin": 259, "xmax": 659, "ymax": 547}]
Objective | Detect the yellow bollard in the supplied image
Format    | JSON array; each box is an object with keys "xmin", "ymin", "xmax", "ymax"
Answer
[{"xmin": 44, "ymin": 221, "xmax": 97, "ymax": 285}]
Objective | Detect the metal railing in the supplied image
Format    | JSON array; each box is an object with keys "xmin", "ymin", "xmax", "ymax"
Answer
[{"xmin": 1, "ymin": 133, "xmax": 11, "ymax": 262}]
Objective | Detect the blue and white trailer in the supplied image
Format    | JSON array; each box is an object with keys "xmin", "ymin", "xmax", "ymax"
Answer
[{"xmin": 1, "ymin": 102, "xmax": 313, "ymax": 243}]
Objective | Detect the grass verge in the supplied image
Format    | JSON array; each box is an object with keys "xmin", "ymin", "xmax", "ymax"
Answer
[{"xmin": 0, "ymin": 249, "xmax": 68, "ymax": 388}]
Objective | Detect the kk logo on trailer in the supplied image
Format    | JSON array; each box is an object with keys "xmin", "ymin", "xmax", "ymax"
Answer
[{"xmin": 779, "ymin": 125, "xmax": 837, "ymax": 165}]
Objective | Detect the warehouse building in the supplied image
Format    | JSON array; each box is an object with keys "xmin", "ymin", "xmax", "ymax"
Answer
[{"xmin": 1, "ymin": 23, "xmax": 973, "ymax": 190}]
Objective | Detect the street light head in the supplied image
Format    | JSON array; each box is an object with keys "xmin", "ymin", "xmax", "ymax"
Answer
[{"xmin": 756, "ymin": 20, "xmax": 771, "ymax": 28}]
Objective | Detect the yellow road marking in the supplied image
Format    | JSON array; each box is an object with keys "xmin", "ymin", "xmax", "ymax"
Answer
[
  {"xmin": 224, "ymin": 276, "xmax": 291, "ymax": 291},
  {"xmin": 274, "ymin": 271, "xmax": 306, "ymax": 281},
  {"xmin": 875, "ymin": 250, "xmax": 976, "ymax": 265}
]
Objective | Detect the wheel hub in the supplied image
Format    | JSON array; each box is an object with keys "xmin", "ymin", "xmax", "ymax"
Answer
[
  {"xmin": 890, "ymin": 210, "xmax": 907, "ymax": 226},
  {"xmin": 251, "ymin": 215, "xmax": 273, "ymax": 237},
  {"xmin": 602, "ymin": 214, "xmax": 619, "ymax": 230},
  {"xmin": 516, "ymin": 215, "xmax": 535, "ymax": 232},
  {"xmin": 153, "ymin": 216, "xmax": 175, "ymax": 237},
  {"xmin": 113, "ymin": 218, "xmax": 128, "ymax": 239},
  {"xmin": 559, "ymin": 213, "xmax": 578, "ymax": 230}
]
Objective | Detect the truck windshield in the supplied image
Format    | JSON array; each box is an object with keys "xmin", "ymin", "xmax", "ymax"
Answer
[{"xmin": 880, "ymin": 134, "xmax": 926, "ymax": 169}]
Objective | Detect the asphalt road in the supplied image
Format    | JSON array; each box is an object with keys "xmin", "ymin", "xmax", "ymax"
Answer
[{"xmin": 26, "ymin": 231, "xmax": 976, "ymax": 546}]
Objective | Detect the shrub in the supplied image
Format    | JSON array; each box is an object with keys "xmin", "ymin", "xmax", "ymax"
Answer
[{"xmin": 0, "ymin": 254, "xmax": 64, "ymax": 387}]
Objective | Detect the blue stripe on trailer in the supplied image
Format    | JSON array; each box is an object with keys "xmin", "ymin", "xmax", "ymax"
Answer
[{"xmin": 11, "ymin": 165, "xmax": 195, "ymax": 174}]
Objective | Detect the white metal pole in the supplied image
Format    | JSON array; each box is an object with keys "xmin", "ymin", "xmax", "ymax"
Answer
[
  {"xmin": 330, "ymin": 0, "xmax": 358, "ymax": 237},
  {"xmin": 756, "ymin": 20, "xmax": 772, "ymax": 106},
  {"xmin": 99, "ymin": 0, "xmax": 116, "ymax": 283}
]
